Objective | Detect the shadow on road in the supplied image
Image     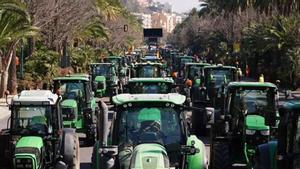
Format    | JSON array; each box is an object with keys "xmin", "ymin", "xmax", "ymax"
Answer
[{"xmin": 80, "ymin": 163, "xmax": 91, "ymax": 169}]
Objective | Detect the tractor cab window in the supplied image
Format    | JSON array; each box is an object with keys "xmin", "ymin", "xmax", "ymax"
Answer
[
  {"xmin": 12, "ymin": 106, "xmax": 51, "ymax": 135},
  {"xmin": 187, "ymin": 66, "xmax": 203, "ymax": 80},
  {"xmin": 117, "ymin": 107, "xmax": 183, "ymax": 146},
  {"xmin": 130, "ymin": 83, "xmax": 169, "ymax": 94},
  {"xmin": 137, "ymin": 66, "xmax": 160, "ymax": 77},
  {"xmin": 230, "ymin": 89, "xmax": 275, "ymax": 116},
  {"xmin": 206, "ymin": 69, "xmax": 234, "ymax": 88},
  {"xmin": 58, "ymin": 82, "xmax": 86, "ymax": 102},
  {"xmin": 92, "ymin": 65, "xmax": 114, "ymax": 78}
]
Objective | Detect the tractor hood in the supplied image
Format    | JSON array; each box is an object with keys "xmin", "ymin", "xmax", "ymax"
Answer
[
  {"xmin": 16, "ymin": 136, "xmax": 43, "ymax": 149},
  {"xmin": 246, "ymin": 115, "xmax": 269, "ymax": 130},
  {"xmin": 95, "ymin": 75, "xmax": 106, "ymax": 82},
  {"xmin": 61, "ymin": 99, "xmax": 77, "ymax": 109},
  {"xmin": 14, "ymin": 137, "xmax": 43, "ymax": 169},
  {"xmin": 130, "ymin": 143, "xmax": 170, "ymax": 169}
]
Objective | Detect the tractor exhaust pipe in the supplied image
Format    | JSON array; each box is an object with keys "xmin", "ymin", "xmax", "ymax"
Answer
[{"xmin": 98, "ymin": 100, "xmax": 109, "ymax": 146}]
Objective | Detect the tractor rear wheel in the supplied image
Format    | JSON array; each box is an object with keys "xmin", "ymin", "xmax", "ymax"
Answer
[
  {"xmin": 211, "ymin": 142, "xmax": 230, "ymax": 169},
  {"xmin": 63, "ymin": 132, "xmax": 80, "ymax": 169}
]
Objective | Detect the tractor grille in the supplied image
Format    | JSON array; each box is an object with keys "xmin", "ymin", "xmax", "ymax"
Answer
[
  {"xmin": 245, "ymin": 132, "xmax": 268, "ymax": 146},
  {"xmin": 15, "ymin": 147, "xmax": 40, "ymax": 168},
  {"xmin": 15, "ymin": 158, "xmax": 33, "ymax": 169}
]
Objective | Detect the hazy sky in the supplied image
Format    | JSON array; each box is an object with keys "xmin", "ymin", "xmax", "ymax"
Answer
[{"xmin": 154, "ymin": 0, "xmax": 200, "ymax": 13}]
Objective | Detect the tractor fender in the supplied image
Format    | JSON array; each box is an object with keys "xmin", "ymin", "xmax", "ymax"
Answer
[
  {"xmin": 187, "ymin": 135, "xmax": 208, "ymax": 169},
  {"xmin": 61, "ymin": 128, "xmax": 80, "ymax": 169},
  {"xmin": 257, "ymin": 141, "xmax": 277, "ymax": 169}
]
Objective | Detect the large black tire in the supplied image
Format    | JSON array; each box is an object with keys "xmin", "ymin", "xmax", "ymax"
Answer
[
  {"xmin": 192, "ymin": 109, "xmax": 207, "ymax": 136},
  {"xmin": 91, "ymin": 141, "xmax": 99, "ymax": 169},
  {"xmin": 63, "ymin": 132, "xmax": 80, "ymax": 169},
  {"xmin": 211, "ymin": 142, "xmax": 231, "ymax": 169}
]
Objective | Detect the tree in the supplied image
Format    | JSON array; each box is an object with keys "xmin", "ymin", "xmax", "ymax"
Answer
[
  {"xmin": 0, "ymin": 0, "xmax": 38, "ymax": 97},
  {"xmin": 205, "ymin": 0, "xmax": 300, "ymax": 15}
]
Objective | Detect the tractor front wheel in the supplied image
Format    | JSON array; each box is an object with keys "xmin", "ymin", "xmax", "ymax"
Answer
[
  {"xmin": 63, "ymin": 132, "xmax": 80, "ymax": 169},
  {"xmin": 211, "ymin": 142, "xmax": 230, "ymax": 169}
]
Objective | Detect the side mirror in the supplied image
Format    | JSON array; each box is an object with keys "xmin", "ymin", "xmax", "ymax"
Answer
[{"xmin": 206, "ymin": 107, "xmax": 215, "ymax": 124}]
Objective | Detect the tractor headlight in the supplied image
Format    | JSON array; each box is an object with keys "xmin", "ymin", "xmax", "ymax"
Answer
[
  {"xmin": 245, "ymin": 129, "xmax": 256, "ymax": 135},
  {"xmin": 260, "ymin": 130, "xmax": 270, "ymax": 136}
]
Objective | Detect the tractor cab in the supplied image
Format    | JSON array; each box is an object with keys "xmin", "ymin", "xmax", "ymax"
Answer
[
  {"xmin": 103, "ymin": 56, "xmax": 122, "ymax": 73},
  {"xmin": 89, "ymin": 63, "xmax": 118, "ymax": 97},
  {"xmin": 132, "ymin": 62, "xmax": 167, "ymax": 78},
  {"xmin": 204, "ymin": 65, "xmax": 237, "ymax": 95},
  {"xmin": 53, "ymin": 74, "xmax": 98, "ymax": 145},
  {"xmin": 191, "ymin": 65, "xmax": 237, "ymax": 136},
  {"xmin": 254, "ymin": 99, "xmax": 300, "ymax": 169},
  {"xmin": 126, "ymin": 77, "xmax": 175, "ymax": 94},
  {"xmin": 0, "ymin": 90, "xmax": 80, "ymax": 169},
  {"xmin": 209, "ymin": 82, "xmax": 278, "ymax": 169},
  {"xmin": 184, "ymin": 62, "xmax": 211, "ymax": 86},
  {"xmin": 173, "ymin": 56, "xmax": 194, "ymax": 77},
  {"xmin": 92, "ymin": 93, "xmax": 209, "ymax": 169}
]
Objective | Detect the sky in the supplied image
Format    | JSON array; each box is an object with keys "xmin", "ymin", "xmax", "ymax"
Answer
[{"xmin": 154, "ymin": 0, "xmax": 200, "ymax": 13}]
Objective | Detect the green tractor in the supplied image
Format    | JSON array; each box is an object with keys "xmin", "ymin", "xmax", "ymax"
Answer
[
  {"xmin": 52, "ymin": 74, "xmax": 98, "ymax": 145},
  {"xmin": 126, "ymin": 77, "xmax": 175, "ymax": 94},
  {"xmin": 182, "ymin": 62, "xmax": 211, "ymax": 98},
  {"xmin": 183, "ymin": 63, "xmax": 211, "ymax": 83},
  {"xmin": 172, "ymin": 55, "xmax": 194, "ymax": 76},
  {"xmin": 254, "ymin": 99, "xmax": 300, "ymax": 169},
  {"xmin": 89, "ymin": 63, "xmax": 119, "ymax": 98},
  {"xmin": 209, "ymin": 82, "xmax": 278, "ymax": 169},
  {"xmin": 91, "ymin": 93, "xmax": 210, "ymax": 169},
  {"xmin": 131, "ymin": 62, "xmax": 167, "ymax": 78},
  {"xmin": 191, "ymin": 65, "xmax": 238, "ymax": 136},
  {"xmin": 0, "ymin": 90, "xmax": 80, "ymax": 169},
  {"xmin": 103, "ymin": 56, "xmax": 122, "ymax": 72}
]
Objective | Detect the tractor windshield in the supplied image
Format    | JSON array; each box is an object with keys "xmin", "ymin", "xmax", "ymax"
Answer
[
  {"xmin": 230, "ymin": 88, "xmax": 276, "ymax": 116},
  {"xmin": 205, "ymin": 69, "xmax": 234, "ymax": 88},
  {"xmin": 12, "ymin": 106, "xmax": 51, "ymax": 135},
  {"xmin": 136, "ymin": 66, "xmax": 161, "ymax": 77},
  {"xmin": 57, "ymin": 81, "xmax": 86, "ymax": 102},
  {"xmin": 91, "ymin": 65, "xmax": 115, "ymax": 78},
  {"xmin": 129, "ymin": 82, "xmax": 171, "ymax": 94},
  {"xmin": 117, "ymin": 107, "xmax": 183, "ymax": 146},
  {"xmin": 187, "ymin": 66, "xmax": 203, "ymax": 80}
]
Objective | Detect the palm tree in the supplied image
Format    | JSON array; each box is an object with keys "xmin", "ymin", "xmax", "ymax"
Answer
[
  {"xmin": 0, "ymin": 0, "xmax": 38, "ymax": 97},
  {"xmin": 205, "ymin": 0, "xmax": 300, "ymax": 15}
]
